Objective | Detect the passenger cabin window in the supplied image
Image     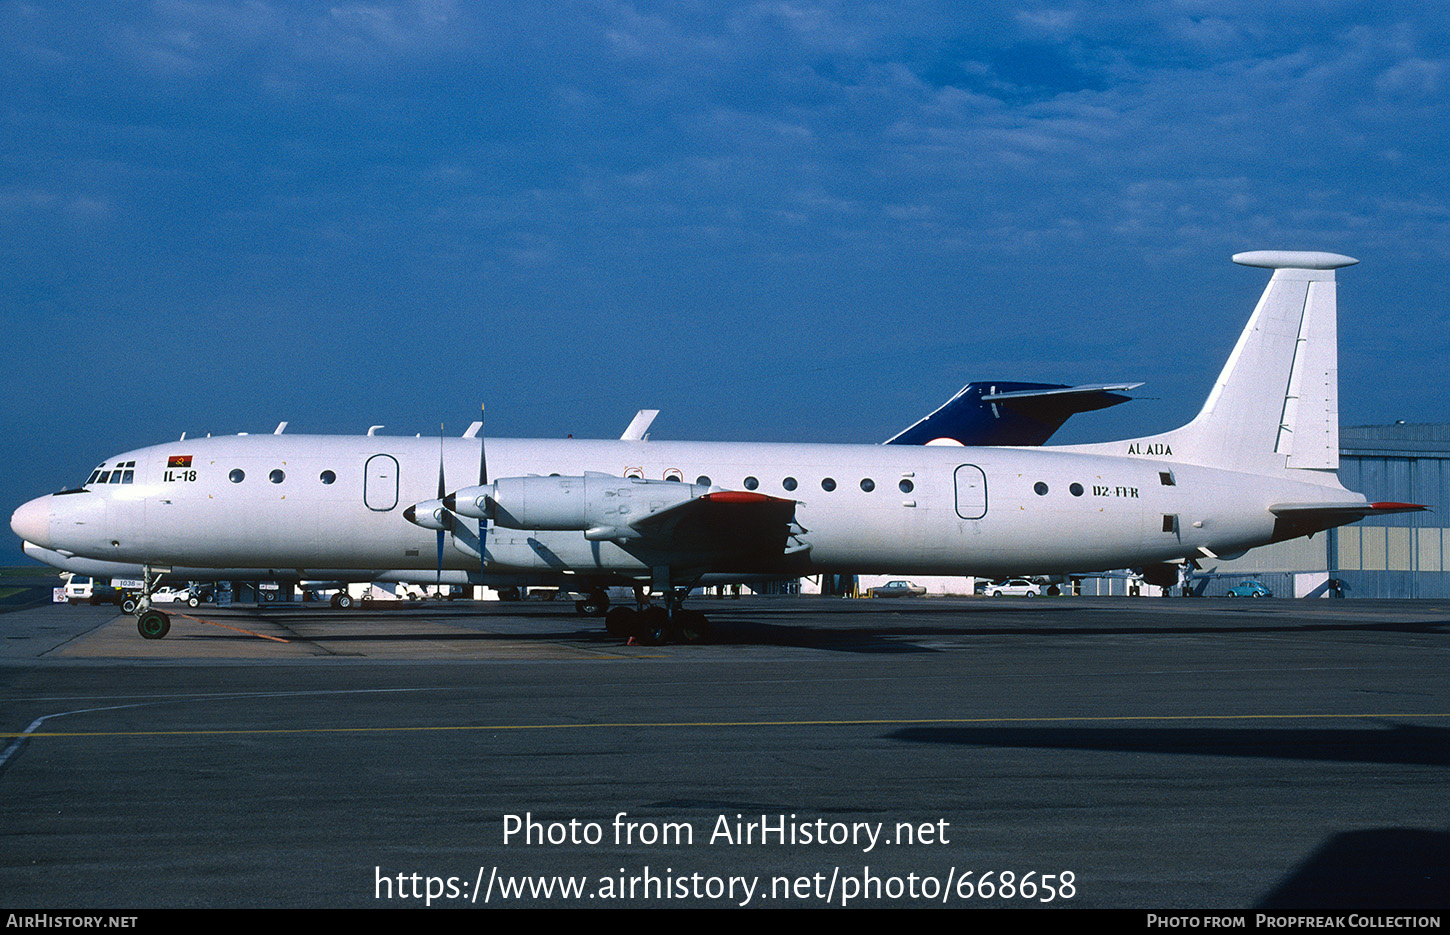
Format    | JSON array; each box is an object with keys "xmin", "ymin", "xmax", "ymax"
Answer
[{"xmin": 320, "ymin": 470, "xmax": 336, "ymax": 485}]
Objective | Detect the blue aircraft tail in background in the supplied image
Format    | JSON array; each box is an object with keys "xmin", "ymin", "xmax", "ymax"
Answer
[{"xmin": 884, "ymin": 381, "xmax": 1141, "ymax": 447}]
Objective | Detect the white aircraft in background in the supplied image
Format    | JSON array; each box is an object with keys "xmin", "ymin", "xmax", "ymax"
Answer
[{"xmin": 11, "ymin": 251, "xmax": 1420, "ymax": 642}]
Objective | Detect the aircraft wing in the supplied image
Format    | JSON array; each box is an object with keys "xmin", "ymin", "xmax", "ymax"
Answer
[
  {"xmin": 620, "ymin": 490, "xmax": 801, "ymax": 566},
  {"xmin": 885, "ymin": 381, "xmax": 1142, "ymax": 447}
]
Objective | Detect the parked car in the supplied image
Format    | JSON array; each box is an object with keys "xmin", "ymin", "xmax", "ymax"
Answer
[
  {"xmin": 985, "ymin": 578, "xmax": 1042, "ymax": 597},
  {"xmin": 153, "ymin": 586, "xmax": 212, "ymax": 607},
  {"xmin": 868, "ymin": 580, "xmax": 927, "ymax": 598},
  {"xmin": 85, "ymin": 583, "xmax": 139, "ymax": 610},
  {"xmin": 1226, "ymin": 580, "xmax": 1272, "ymax": 598},
  {"xmin": 63, "ymin": 575, "xmax": 94, "ymax": 602}
]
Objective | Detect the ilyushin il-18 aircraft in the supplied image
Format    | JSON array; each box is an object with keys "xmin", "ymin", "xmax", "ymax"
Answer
[
  {"xmin": 12, "ymin": 379, "xmax": 1137, "ymax": 621},
  {"xmin": 10, "ymin": 251, "xmax": 1422, "ymax": 643}
]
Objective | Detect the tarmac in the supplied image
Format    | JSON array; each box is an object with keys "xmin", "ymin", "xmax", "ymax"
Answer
[{"xmin": 1, "ymin": 595, "xmax": 1447, "ymax": 910}]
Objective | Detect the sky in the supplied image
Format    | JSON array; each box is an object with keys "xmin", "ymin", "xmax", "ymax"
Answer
[{"xmin": 4, "ymin": 1, "xmax": 1449, "ymax": 557}]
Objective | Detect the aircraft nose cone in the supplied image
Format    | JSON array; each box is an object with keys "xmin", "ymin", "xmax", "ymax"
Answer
[{"xmin": 11, "ymin": 495, "xmax": 52, "ymax": 547}]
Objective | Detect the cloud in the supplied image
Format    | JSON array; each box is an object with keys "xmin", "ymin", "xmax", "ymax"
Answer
[{"xmin": 3, "ymin": 1, "xmax": 1450, "ymax": 509}]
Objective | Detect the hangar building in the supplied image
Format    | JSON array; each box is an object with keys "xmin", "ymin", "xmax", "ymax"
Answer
[{"xmin": 1198, "ymin": 423, "xmax": 1450, "ymax": 598}]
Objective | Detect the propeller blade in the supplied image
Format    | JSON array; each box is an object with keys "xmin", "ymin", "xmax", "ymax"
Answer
[
  {"xmin": 438, "ymin": 423, "xmax": 447, "ymax": 498},
  {"xmin": 437, "ymin": 423, "xmax": 445, "ymax": 592},
  {"xmin": 478, "ymin": 403, "xmax": 488, "ymax": 575}
]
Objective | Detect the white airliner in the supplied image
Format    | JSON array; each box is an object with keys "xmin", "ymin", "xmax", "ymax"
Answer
[
  {"xmin": 12, "ymin": 377, "xmax": 1136, "ymax": 616},
  {"xmin": 10, "ymin": 251, "xmax": 1420, "ymax": 642}
]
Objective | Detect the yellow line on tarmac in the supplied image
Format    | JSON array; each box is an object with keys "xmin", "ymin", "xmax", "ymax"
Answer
[{"xmin": 4, "ymin": 711, "xmax": 1447, "ymax": 739}]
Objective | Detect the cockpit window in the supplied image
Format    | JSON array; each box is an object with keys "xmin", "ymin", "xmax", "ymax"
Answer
[{"xmin": 86, "ymin": 461, "xmax": 135, "ymax": 487}]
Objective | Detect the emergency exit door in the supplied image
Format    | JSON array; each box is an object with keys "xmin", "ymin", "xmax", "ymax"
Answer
[{"xmin": 954, "ymin": 464, "xmax": 987, "ymax": 520}]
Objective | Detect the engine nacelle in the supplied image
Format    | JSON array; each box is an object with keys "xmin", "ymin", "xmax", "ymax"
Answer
[
  {"xmin": 449, "ymin": 474, "xmax": 710, "ymax": 532},
  {"xmin": 402, "ymin": 499, "xmax": 452, "ymax": 531}
]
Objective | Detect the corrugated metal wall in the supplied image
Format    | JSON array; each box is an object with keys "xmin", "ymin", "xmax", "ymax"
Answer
[{"xmin": 1332, "ymin": 425, "xmax": 1450, "ymax": 598}]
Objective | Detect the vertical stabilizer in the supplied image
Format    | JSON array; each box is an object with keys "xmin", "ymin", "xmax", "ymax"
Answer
[
  {"xmin": 1202, "ymin": 251, "xmax": 1354, "ymax": 472},
  {"xmin": 1063, "ymin": 251, "xmax": 1356, "ymax": 478}
]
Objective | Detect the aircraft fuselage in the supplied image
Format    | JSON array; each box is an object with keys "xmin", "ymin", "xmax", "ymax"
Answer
[{"xmin": 14, "ymin": 432, "xmax": 1342, "ymax": 581}]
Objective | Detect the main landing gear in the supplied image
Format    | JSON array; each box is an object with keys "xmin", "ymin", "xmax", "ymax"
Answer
[
  {"xmin": 556, "ymin": 584, "xmax": 704, "ymax": 640},
  {"xmin": 574, "ymin": 589, "xmax": 610, "ymax": 617},
  {"xmin": 602, "ymin": 586, "xmax": 711, "ymax": 645}
]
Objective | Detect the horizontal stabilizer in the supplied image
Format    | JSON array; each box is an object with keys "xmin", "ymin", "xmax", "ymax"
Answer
[
  {"xmin": 1270, "ymin": 501, "xmax": 1429, "ymax": 517},
  {"xmin": 1367, "ymin": 501, "xmax": 1432, "ymax": 514},
  {"xmin": 886, "ymin": 381, "xmax": 1140, "ymax": 448},
  {"xmin": 1267, "ymin": 501, "xmax": 1428, "ymax": 543},
  {"xmin": 981, "ymin": 382, "xmax": 1143, "ymax": 402}
]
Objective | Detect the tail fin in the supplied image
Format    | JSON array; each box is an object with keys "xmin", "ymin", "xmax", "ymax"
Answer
[
  {"xmin": 1068, "ymin": 251, "xmax": 1357, "ymax": 477},
  {"xmin": 885, "ymin": 381, "xmax": 1140, "ymax": 447}
]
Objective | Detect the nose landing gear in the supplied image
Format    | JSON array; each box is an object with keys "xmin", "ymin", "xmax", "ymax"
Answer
[
  {"xmin": 130, "ymin": 565, "xmax": 172, "ymax": 639},
  {"xmin": 137, "ymin": 608, "xmax": 171, "ymax": 639}
]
